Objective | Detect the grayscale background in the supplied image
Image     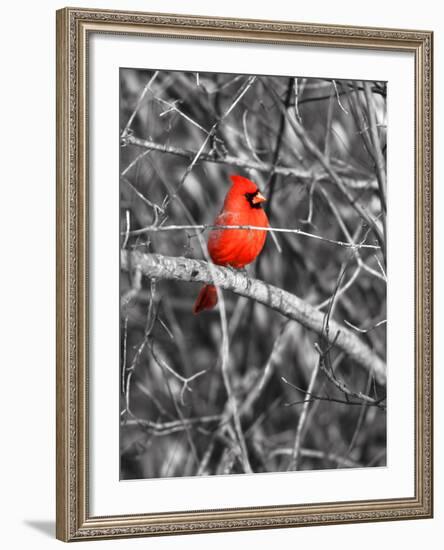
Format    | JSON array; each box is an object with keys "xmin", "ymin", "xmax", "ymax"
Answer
[{"xmin": 119, "ymin": 68, "xmax": 387, "ymax": 480}]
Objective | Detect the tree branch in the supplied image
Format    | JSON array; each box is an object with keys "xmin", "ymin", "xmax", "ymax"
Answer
[
  {"xmin": 124, "ymin": 223, "xmax": 380, "ymax": 250},
  {"xmin": 121, "ymin": 251, "xmax": 386, "ymax": 384},
  {"xmin": 123, "ymin": 134, "xmax": 377, "ymax": 191},
  {"xmin": 363, "ymin": 81, "xmax": 387, "ymax": 215}
]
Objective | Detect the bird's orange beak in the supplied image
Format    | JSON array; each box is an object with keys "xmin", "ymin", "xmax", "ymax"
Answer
[{"xmin": 252, "ymin": 192, "xmax": 266, "ymax": 205}]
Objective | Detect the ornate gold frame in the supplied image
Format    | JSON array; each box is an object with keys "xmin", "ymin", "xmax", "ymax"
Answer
[{"xmin": 56, "ymin": 7, "xmax": 433, "ymax": 542}]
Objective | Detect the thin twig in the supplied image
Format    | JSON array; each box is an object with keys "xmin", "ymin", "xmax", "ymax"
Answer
[
  {"xmin": 363, "ymin": 81, "xmax": 387, "ymax": 213},
  {"xmin": 242, "ymin": 109, "xmax": 265, "ymax": 165},
  {"xmin": 121, "ymin": 176, "xmax": 165, "ymax": 215},
  {"xmin": 121, "ymin": 71, "xmax": 159, "ymax": 137},
  {"xmin": 124, "ymin": 134, "xmax": 378, "ymax": 191},
  {"xmin": 314, "ymin": 343, "xmax": 385, "ymax": 407},
  {"xmin": 149, "ymin": 343, "xmax": 207, "ymax": 406},
  {"xmin": 122, "ymin": 415, "xmax": 222, "ymax": 435},
  {"xmin": 120, "ymin": 149, "xmax": 152, "ymax": 177},
  {"xmin": 123, "ymin": 223, "xmax": 380, "ymax": 249},
  {"xmin": 287, "ymin": 358, "xmax": 321, "ymax": 470},
  {"xmin": 344, "ymin": 318, "xmax": 387, "ymax": 334},
  {"xmin": 121, "ymin": 209, "xmax": 131, "ymax": 249},
  {"xmin": 343, "ymin": 81, "xmax": 375, "ymax": 165},
  {"xmin": 241, "ymin": 321, "xmax": 290, "ymax": 415},
  {"xmin": 120, "ymin": 264, "xmax": 142, "ymax": 309},
  {"xmin": 316, "ymin": 185, "xmax": 386, "ymax": 282},
  {"xmin": 332, "ymin": 80, "xmax": 349, "ymax": 114},
  {"xmin": 293, "ymin": 77, "xmax": 303, "ymax": 122},
  {"xmin": 122, "ymin": 278, "xmax": 157, "ymax": 417},
  {"xmin": 156, "ymin": 353, "xmax": 200, "ymax": 468},
  {"xmin": 266, "ymin": 82, "xmax": 385, "ymax": 254},
  {"xmin": 269, "ymin": 447, "xmax": 361, "ymax": 468},
  {"xmin": 324, "ymin": 86, "xmax": 335, "ymax": 159},
  {"xmin": 121, "ymin": 315, "xmax": 128, "ymax": 394},
  {"xmin": 155, "ymin": 96, "xmax": 211, "ymax": 136},
  {"xmin": 344, "ymin": 369, "xmax": 374, "ymax": 459},
  {"xmin": 163, "ymin": 76, "xmax": 257, "ymax": 211},
  {"xmin": 282, "ymin": 377, "xmax": 385, "ymax": 409},
  {"xmin": 374, "ymin": 253, "xmax": 387, "ymax": 280},
  {"xmin": 315, "ymin": 265, "xmax": 361, "ymax": 310}
]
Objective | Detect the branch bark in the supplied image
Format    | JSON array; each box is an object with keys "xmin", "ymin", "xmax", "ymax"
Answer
[{"xmin": 121, "ymin": 251, "xmax": 386, "ymax": 384}]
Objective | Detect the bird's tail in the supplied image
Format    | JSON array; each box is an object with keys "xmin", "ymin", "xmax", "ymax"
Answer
[{"xmin": 193, "ymin": 285, "xmax": 218, "ymax": 314}]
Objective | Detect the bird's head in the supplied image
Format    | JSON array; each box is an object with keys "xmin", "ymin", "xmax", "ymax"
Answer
[{"xmin": 228, "ymin": 174, "xmax": 266, "ymax": 210}]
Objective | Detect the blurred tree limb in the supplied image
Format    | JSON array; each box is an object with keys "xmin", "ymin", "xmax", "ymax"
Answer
[{"xmin": 121, "ymin": 250, "xmax": 386, "ymax": 384}]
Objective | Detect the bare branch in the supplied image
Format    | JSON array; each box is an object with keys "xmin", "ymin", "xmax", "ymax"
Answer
[
  {"xmin": 122, "ymin": 278, "xmax": 157, "ymax": 417},
  {"xmin": 120, "ymin": 149, "xmax": 152, "ymax": 177},
  {"xmin": 288, "ymin": 358, "xmax": 320, "ymax": 470},
  {"xmin": 164, "ymin": 76, "xmax": 257, "ymax": 210},
  {"xmin": 314, "ymin": 343, "xmax": 385, "ymax": 407},
  {"xmin": 149, "ymin": 343, "xmax": 207, "ymax": 405},
  {"xmin": 269, "ymin": 447, "xmax": 361, "ymax": 468},
  {"xmin": 122, "ymin": 415, "xmax": 222, "ymax": 435},
  {"xmin": 121, "ymin": 71, "xmax": 159, "ymax": 137},
  {"xmin": 317, "ymin": 185, "xmax": 386, "ymax": 282},
  {"xmin": 332, "ymin": 80, "xmax": 349, "ymax": 114},
  {"xmin": 242, "ymin": 109, "xmax": 265, "ymax": 165},
  {"xmin": 121, "ymin": 250, "xmax": 386, "ymax": 384},
  {"xmin": 363, "ymin": 81, "xmax": 387, "ymax": 212},
  {"xmin": 282, "ymin": 377, "xmax": 385, "ymax": 409},
  {"xmin": 266, "ymin": 82, "xmax": 385, "ymax": 252},
  {"xmin": 241, "ymin": 321, "xmax": 290, "ymax": 414},
  {"xmin": 315, "ymin": 265, "xmax": 361, "ymax": 310},
  {"xmin": 344, "ymin": 318, "xmax": 387, "ymax": 334},
  {"xmin": 124, "ymin": 223, "xmax": 380, "ymax": 250},
  {"xmin": 122, "ymin": 209, "xmax": 130, "ymax": 249},
  {"xmin": 124, "ymin": 134, "xmax": 378, "ymax": 191}
]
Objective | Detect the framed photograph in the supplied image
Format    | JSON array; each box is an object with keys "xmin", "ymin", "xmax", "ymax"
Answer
[{"xmin": 56, "ymin": 7, "xmax": 433, "ymax": 541}]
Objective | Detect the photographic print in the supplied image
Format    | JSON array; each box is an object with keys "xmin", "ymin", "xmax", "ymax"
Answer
[
  {"xmin": 57, "ymin": 9, "xmax": 433, "ymax": 540},
  {"xmin": 119, "ymin": 68, "xmax": 387, "ymax": 480}
]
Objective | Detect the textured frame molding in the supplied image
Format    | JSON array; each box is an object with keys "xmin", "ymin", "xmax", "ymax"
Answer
[{"xmin": 56, "ymin": 7, "xmax": 433, "ymax": 542}]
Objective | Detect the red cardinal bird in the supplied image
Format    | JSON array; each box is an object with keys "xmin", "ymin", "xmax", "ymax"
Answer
[{"xmin": 193, "ymin": 174, "xmax": 269, "ymax": 314}]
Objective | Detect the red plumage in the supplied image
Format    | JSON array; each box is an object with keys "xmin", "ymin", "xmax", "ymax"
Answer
[{"xmin": 193, "ymin": 174, "xmax": 269, "ymax": 314}]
